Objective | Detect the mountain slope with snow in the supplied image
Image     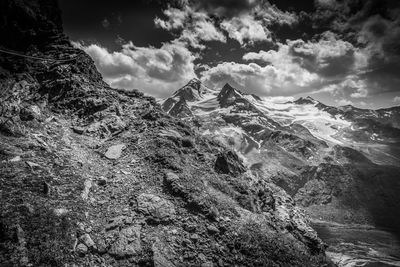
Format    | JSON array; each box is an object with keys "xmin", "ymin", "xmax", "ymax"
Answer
[{"xmin": 162, "ymin": 80, "xmax": 400, "ymax": 242}]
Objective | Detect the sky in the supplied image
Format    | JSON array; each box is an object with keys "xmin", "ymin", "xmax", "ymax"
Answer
[{"xmin": 59, "ymin": 0, "xmax": 400, "ymax": 109}]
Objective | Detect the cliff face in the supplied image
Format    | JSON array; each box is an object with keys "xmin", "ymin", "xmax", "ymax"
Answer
[{"xmin": 0, "ymin": 1, "xmax": 333, "ymax": 266}]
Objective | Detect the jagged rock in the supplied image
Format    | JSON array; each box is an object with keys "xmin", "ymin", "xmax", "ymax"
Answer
[
  {"xmin": 152, "ymin": 239, "xmax": 176, "ymax": 267},
  {"xmin": 76, "ymin": 243, "xmax": 88, "ymax": 256},
  {"xmin": 102, "ymin": 115, "xmax": 126, "ymax": 133},
  {"xmin": 19, "ymin": 105, "xmax": 41, "ymax": 121},
  {"xmin": 108, "ymin": 225, "xmax": 142, "ymax": 258},
  {"xmin": 72, "ymin": 126, "xmax": 85, "ymax": 134},
  {"xmin": 105, "ymin": 216, "xmax": 129, "ymax": 231},
  {"xmin": 214, "ymin": 150, "xmax": 246, "ymax": 176},
  {"xmin": 79, "ymin": 234, "xmax": 95, "ymax": 250},
  {"xmin": 104, "ymin": 144, "xmax": 125, "ymax": 159},
  {"xmin": 137, "ymin": 193, "xmax": 176, "ymax": 223},
  {"xmin": 142, "ymin": 109, "xmax": 161, "ymax": 121},
  {"xmin": 207, "ymin": 225, "xmax": 219, "ymax": 234}
]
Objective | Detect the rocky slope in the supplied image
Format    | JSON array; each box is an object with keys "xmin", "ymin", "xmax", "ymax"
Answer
[
  {"xmin": 162, "ymin": 80, "xmax": 400, "ymax": 240},
  {"xmin": 0, "ymin": 0, "xmax": 333, "ymax": 266}
]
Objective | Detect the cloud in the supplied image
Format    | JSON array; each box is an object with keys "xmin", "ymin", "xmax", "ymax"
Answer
[
  {"xmin": 154, "ymin": 6, "xmax": 226, "ymax": 49},
  {"xmin": 221, "ymin": 15, "xmax": 271, "ymax": 45},
  {"xmin": 244, "ymin": 31, "xmax": 366, "ymax": 81},
  {"xmin": 201, "ymin": 56, "xmax": 320, "ymax": 97},
  {"xmin": 261, "ymin": 96, "xmax": 295, "ymax": 103},
  {"xmin": 394, "ymin": 96, "xmax": 400, "ymax": 103},
  {"xmin": 202, "ymin": 31, "xmax": 373, "ymax": 98},
  {"xmin": 309, "ymin": 0, "xmax": 400, "ymax": 97},
  {"xmin": 78, "ymin": 41, "xmax": 196, "ymax": 98},
  {"xmin": 336, "ymin": 98, "xmax": 354, "ymax": 106},
  {"xmin": 156, "ymin": 1, "xmax": 298, "ymax": 47}
]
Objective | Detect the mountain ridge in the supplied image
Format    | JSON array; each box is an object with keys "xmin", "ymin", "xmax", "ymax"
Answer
[{"xmin": 162, "ymin": 80, "xmax": 400, "ymax": 249}]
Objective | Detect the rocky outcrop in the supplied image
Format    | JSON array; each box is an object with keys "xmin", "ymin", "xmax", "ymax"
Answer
[{"xmin": 214, "ymin": 150, "xmax": 246, "ymax": 176}]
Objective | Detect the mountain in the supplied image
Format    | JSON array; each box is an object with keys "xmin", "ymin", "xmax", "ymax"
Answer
[
  {"xmin": 0, "ymin": 1, "xmax": 333, "ymax": 266},
  {"xmin": 162, "ymin": 81, "xmax": 400, "ymax": 245}
]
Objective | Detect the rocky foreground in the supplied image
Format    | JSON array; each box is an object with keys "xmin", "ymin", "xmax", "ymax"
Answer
[{"xmin": 0, "ymin": 0, "xmax": 333, "ymax": 266}]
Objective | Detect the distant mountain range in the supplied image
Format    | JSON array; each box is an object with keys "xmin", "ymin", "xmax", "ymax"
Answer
[{"xmin": 161, "ymin": 78, "xmax": 400, "ymax": 234}]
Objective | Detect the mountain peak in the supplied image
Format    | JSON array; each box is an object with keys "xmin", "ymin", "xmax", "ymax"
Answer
[
  {"xmin": 218, "ymin": 83, "xmax": 246, "ymax": 107},
  {"xmin": 294, "ymin": 96, "xmax": 318, "ymax": 105},
  {"xmin": 222, "ymin": 83, "xmax": 235, "ymax": 90},
  {"xmin": 171, "ymin": 78, "xmax": 205, "ymax": 102}
]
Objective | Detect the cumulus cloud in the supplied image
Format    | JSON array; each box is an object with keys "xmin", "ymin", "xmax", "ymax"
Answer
[
  {"xmin": 221, "ymin": 15, "xmax": 271, "ymax": 45},
  {"xmin": 155, "ymin": 6, "xmax": 226, "ymax": 49},
  {"xmin": 201, "ymin": 53, "xmax": 320, "ymax": 97},
  {"xmin": 78, "ymin": 41, "xmax": 196, "ymax": 98},
  {"xmin": 156, "ymin": 1, "xmax": 298, "ymax": 47},
  {"xmin": 336, "ymin": 98, "xmax": 354, "ymax": 106},
  {"xmin": 394, "ymin": 96, "xmax": 400, "ymax": 103},
  {"xmin": 202, "ymin": 30, "xmax": 374, "ymax": 98},
  {"xmin": 219, "ymin": 2, "xmax": 298, "ymax": 46}
]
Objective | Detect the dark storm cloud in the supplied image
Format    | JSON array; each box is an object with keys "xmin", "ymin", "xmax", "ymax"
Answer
[
  {"xmin": 288, "ymin": 32, "xmax": 357, "ymax": 79},
  {"xmin": 310, "ymin": 0, "xmax": 400, "ymax": 96}
]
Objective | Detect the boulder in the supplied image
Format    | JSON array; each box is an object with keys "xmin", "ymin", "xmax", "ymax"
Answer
[
  {"xmin": 76, "ymin": 243, "xmax": 88, "ymax": 256},
  {"xmin": 152, "ymin": 239, "xmax": 176, "ymax": 267},
  {"xmin": 108, "ymin": 225, "xmax": 142, "ymax": 258},
  {"xmin": 104, "ymin": 144, "xmax": 125, "ymax": 159},
  {"xmin": 137, "ymin": 193, "xmax": 176, "ymax": 223},
  {"xmin": 79, "ymin": 234, "xmax": 95, "ymax": 250}
]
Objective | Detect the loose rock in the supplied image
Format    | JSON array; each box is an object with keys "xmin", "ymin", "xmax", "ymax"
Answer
[{"xmin": 104, "ymin": 144, "xmax": 125, "ymax": 159}]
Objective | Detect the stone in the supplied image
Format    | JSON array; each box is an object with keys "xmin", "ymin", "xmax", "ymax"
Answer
[
  {"xmin": 104, "ymin": 144, "xmax": 125, "ymax": 160},
  {"xmin": 72, "ymin": 126, "xmax": 85, "ymax": 134},
  {"xmin": 183, "ymin": 223, "xmax": 196, "ymax": 232},
  {"xmin": 97, "ymin": 177, "xmax": 107, "ymax": 186},
  {"xmin": 207, "ymin": 225, "xmax": 219, "ymax": 234},
  {"xmin": 79, "ymin": 234, "xmax": 95, "ymax": 250},
  {"xmin": 81, "ymin": 179, "xmax": 92, "ymax": 201},
  {"xmin": 105, "ymin": 216, "xmax": 127, "ymax": 231},
  {"xmin": 76, "ymin": 243, "xmax": 88, "ymax": 256},
  {"xmin": 152, "ymin": 239, "xmax": 176, "ymax": 267},
  {"xmin": 137, "ymin": 193, "xmax": 176, "ymax": 223},
  {"xmin": 19, "ymin": 105, "xmax": 41, "ymax": 121},
  {"xmin": 105, "ymin": 115, "xmax": 126, "ymax": 133},
  {"xmin": 165, "ymin": 172, "xmax": 179, "ymax": 183},
  {"xmin": 9, "ymin": 156, "xmax": 21, "ymax": 162},
  {"xmin": 108, "ymin": 225, "xmax": 142, "ymax": 258},
  {"xmin": 190, "ymin": 234, "xmax": 199, "ymax": 241}
]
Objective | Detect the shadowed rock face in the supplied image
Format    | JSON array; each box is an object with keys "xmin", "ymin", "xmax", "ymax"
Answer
[
  {"xmin": 0, "ymin": 0, "xmax": 66, "ymax": 51},
  {"xmin": 0, "ymin": 0, "xmax": 333, "ymax": 266},
  {"xmin": 214, "ymin": 150, "xmax": 246, "ymax": 176}
]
